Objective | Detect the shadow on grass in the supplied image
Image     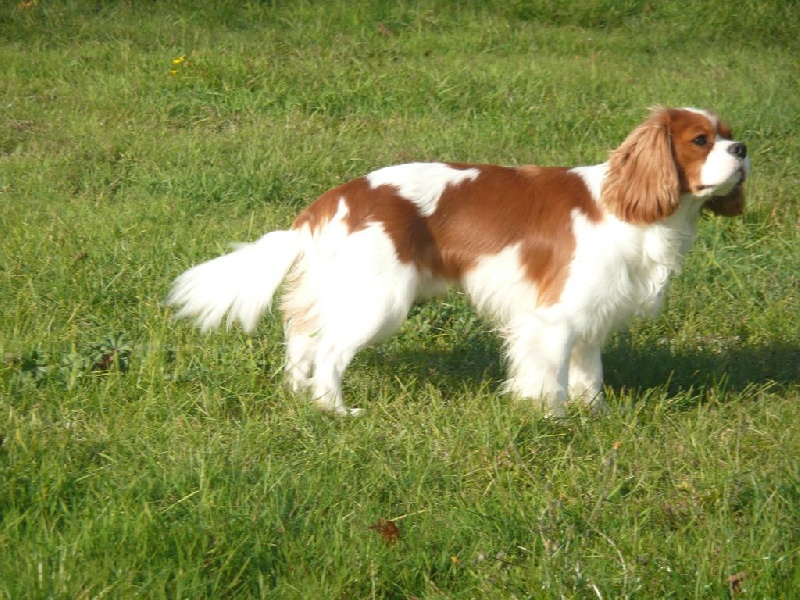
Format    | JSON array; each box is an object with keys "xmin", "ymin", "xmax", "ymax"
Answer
[
  {"xmin": 603, "ymin": 336, "xmax": 800, "ymax": 398},
  {"xmin": 369, "ymin": 331, "xmax": 799, "ymax": 405}
]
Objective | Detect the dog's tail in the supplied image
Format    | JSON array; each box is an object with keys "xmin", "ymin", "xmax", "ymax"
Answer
[{"xmin": 167, "ymin": 230, "xmax": 301, "ymax": 333}]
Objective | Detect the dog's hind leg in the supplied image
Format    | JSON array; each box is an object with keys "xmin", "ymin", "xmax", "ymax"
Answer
[
  {"xmin": 284, "ymin": 224, "xmax": 420, "ymax": 415},
  {"xmin": 283, "ymin": 329, "xmax": 316, "ymax": 393}
]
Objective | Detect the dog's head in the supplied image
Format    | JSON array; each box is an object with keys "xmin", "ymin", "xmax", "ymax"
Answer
[{"xmin": 602, "ymin": 107, "xmax": 750, "ymax": 223}]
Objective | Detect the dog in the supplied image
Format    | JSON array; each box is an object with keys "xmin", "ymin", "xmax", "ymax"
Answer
[{"xmin": 168, "ymin": 107, "xmax": 749, "ymax": 416}]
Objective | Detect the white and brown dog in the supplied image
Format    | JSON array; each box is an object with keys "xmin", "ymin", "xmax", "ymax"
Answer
[{"xmin": 169, "ymin": 107, "xmax": 749, "ymax": 416}]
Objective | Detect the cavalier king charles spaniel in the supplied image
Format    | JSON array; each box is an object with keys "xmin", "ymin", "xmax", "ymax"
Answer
[{"xmin": 169, "ymin": 107, "xmax": 750, "ymax": 416}]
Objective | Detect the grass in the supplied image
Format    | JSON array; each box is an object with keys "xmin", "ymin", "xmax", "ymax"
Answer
[{"xmin": 1, "ymin": 0, "xmax": 799, "ymax": 597}]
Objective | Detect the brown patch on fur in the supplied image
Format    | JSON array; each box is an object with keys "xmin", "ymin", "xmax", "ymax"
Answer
[
  {"xmin": 717, "ymin": 119, "xmax": 734, "ymax": 140},
  {"xmin": 292, "ymin": 177, "xmax": 373, "ymax": 233},
  {"xmin": 291, "ymin": 164, "xmax": 602, "ymax": 305},
  {"xmin": 419, "ymin": 165, "xmax": 602, "ymax": 304},
  {"xmin": 293, "ymin": 175, "xmax": 439, "ymax": 253},
  {"xmin": 602, "ymin": 109, "xmax": 682, "ymax": 224},
  {"xmin": 356, "ymin": 164, "xmax": 602, "ymax": 304},
  {"xmin": 666, "ymin": 109, "xmax": 721, "ymax": 196}
]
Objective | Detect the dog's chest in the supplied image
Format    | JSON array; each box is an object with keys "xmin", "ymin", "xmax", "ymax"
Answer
[{"xmin": 567, "ymin": 212, "xmax": 699, "ymax": 334}]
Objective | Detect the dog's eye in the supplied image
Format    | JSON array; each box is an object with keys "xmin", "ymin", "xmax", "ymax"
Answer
[{"xmin": 692, "ymin": 135, "xmax": 709, "ymax": 147}]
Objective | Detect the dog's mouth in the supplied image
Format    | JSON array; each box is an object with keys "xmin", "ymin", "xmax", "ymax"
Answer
[
  {"xmin": 701, "ymin": 168, "xmax": 746, "ymax": 217},
  {"xmin": 695, "ymin": 167, "xmax": 747, "ymax": 195}
]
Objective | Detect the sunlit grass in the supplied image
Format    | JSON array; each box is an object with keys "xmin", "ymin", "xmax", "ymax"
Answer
[{"xmin": 1, "ymin": 1, "xmax": 798, "ymax": 597}]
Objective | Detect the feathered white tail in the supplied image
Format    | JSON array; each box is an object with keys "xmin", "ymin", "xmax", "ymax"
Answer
[{"xmin": 167, "ymin": 230, "xmax": 301, "ymax": 333}]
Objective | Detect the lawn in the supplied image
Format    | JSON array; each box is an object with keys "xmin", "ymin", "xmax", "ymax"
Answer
[{"xmin": 1, "ymin": 1, "xmax": 798, "ymax": 597}]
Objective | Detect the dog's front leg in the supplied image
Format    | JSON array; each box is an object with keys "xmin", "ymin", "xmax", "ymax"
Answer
[
  {"xmin": 501, "ymin": 316, "xmax": 573, "ymax": 418},
  {"xmin": 567, "ymin": 338, "xmax": 607, "ymax": 414}
]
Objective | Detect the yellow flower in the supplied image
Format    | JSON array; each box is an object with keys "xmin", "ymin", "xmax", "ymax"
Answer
[
  {"xmin": 170, "ymin": 69, "xmax": 179, "ymax": 76},
  {"xmin": 172, "ymin": 56, "xmax": 185, "ymax": 66}
]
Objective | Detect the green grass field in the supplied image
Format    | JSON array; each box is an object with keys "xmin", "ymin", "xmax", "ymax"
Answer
[{"xmin": 1, "ymin": 1, "xmax": 799, "ymax": 597}]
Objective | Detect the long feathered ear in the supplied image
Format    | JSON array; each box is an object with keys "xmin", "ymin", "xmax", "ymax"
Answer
[
  {"xmin": 602, "ymin": 108, "xmax": 680, "ymax": 224},
  {"xmin": 703, "ymin": 183, "xmax": 745, "ymax": 217}
]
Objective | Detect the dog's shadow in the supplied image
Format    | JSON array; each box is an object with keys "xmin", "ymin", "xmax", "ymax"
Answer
[
  {"xmin": 601, "ymin": 334, "xmax": 799, "ymax": 399},
  {"xmin": 362, "ymin": 327, "xmax": 799, "ymax": 408}
]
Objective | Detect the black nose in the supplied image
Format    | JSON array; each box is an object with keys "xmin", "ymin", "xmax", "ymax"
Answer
[{"xmin": 728, "ymin": 143, "xmax": 747, "ymax": 159}]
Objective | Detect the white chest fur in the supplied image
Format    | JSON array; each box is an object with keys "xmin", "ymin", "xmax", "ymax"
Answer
[{"xmin": 565, "ymin": 165, "xmax": 702, "ymax": 342}]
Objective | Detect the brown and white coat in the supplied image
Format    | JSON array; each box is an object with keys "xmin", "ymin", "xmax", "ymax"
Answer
[{"xmin": 169, "ymin": 107, "xmax": 750, "ymax": 416}]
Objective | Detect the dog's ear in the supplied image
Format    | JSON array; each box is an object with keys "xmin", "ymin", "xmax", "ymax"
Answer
[
  {"xmin": 602, "ymin": 108, "xmax": 680, "ymax": 224},
  {"xmin": 703, "ymin": 183, "xmax": 745, "ymax": 217}
]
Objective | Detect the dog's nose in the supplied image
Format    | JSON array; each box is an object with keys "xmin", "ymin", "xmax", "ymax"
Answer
[{"xmin": 728, "ymin": 143, "xmax": 747, "ymax": 160}]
